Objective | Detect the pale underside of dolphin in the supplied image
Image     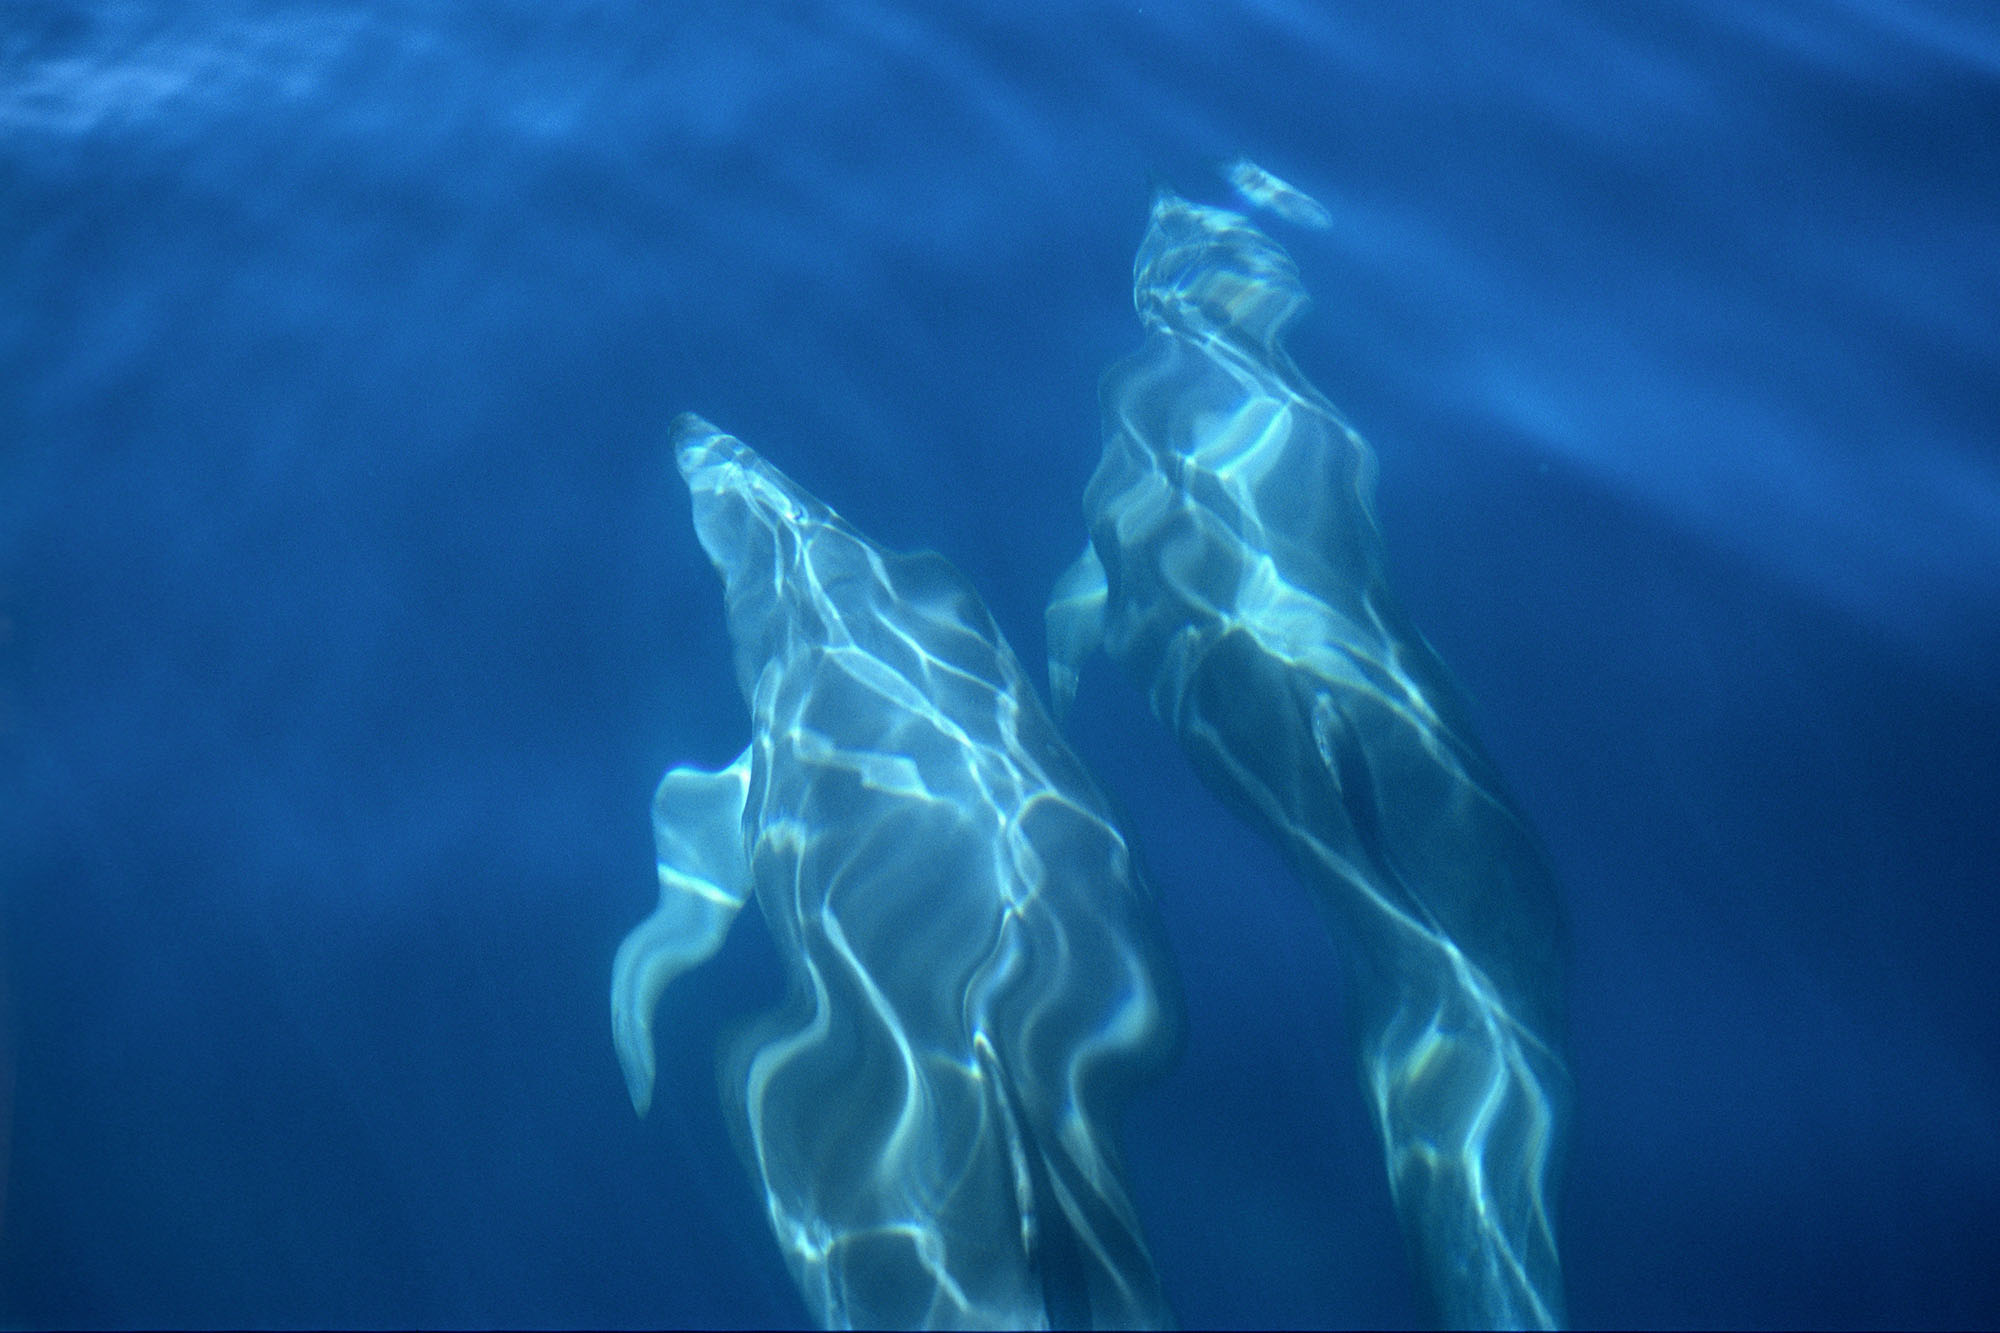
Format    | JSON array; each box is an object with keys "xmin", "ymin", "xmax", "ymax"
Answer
[
  {"xmin": 1049, "ymin": 191, "xmax": 1573, "ymax": 1330},
  {"xmin": 613, "ymin": 416, "xmax": 1182, "ymax": 1331}
]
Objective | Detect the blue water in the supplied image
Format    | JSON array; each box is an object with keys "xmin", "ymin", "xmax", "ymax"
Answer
[{"xmin": 4, "ymin": 1, "xmax": 1998, "ymax": 1327}]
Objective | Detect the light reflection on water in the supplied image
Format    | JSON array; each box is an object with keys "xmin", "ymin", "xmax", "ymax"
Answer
[{"xmin": 3, "ymin": 0, "xmax": 1996, "ymax": 1328}]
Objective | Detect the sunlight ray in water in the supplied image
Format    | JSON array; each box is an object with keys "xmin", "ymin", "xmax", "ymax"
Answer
[
  {"xmin": 614, "ymin": 417, "xmax": 1182, "ymax": 1330},
  {"xmin": 1049, "ymin": 192, "xmax": 1573, "ymax": 1330}
]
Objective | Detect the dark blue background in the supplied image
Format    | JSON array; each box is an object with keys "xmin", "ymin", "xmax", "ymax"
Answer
[{"xmin": 4, "ymin": 1, "xmax": 1997, "ymax": 1327}]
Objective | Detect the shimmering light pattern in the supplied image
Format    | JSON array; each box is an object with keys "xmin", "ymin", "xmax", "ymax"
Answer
[
  {"xmin": 1049, "ymin": 194, "xmax": 1572, "ymax": 1329},
  {"xmin": 1222, "ymin": 157, "xmax": 1333, "ymax": 230},
  {"xmin": 615, "ymin": 417, "xmax": 1182, "ymax": 1330}
]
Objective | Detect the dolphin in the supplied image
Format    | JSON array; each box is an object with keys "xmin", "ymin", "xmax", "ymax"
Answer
[
  {"xmin": 615, "ymin": 416, "xmax": 1183, "ymax": 1330},
  {"xmin": 1049, "ymin": 193, "xmax": 1573, "ymax": 1330}
]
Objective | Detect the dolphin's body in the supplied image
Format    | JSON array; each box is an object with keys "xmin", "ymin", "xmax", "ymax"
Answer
[
  {"xmin": 615, "ymin": 417, "xmax": 1182, "ymax": 1330},
  {"xmin": 1049, "ymin": 193, "xmax": 1573, "ymax": 1329}
]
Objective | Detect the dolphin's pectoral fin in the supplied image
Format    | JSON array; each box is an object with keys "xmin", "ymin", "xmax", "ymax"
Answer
[
  {"xmin": 610, "ymin": 748, "xmax": 753, "ymax": 1117},
  {"xmin": 1044, "ymin": 543, "xmax": 1106, "ymax": 723}
]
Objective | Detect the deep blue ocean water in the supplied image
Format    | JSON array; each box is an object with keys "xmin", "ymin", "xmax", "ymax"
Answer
[{"xmin": 4, "ymin": 1, "xmax": 1998, "ymax": 1327}]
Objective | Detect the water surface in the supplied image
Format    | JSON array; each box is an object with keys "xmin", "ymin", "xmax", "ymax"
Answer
[{"xmin": 4, "ymin": 1, "xmax": 1998, "ymax": 1327}]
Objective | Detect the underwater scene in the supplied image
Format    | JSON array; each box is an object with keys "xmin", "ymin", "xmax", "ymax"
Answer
[{"xmin": 3, "ymin": 1, "xmax": 1997, "ymax": 1328}]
